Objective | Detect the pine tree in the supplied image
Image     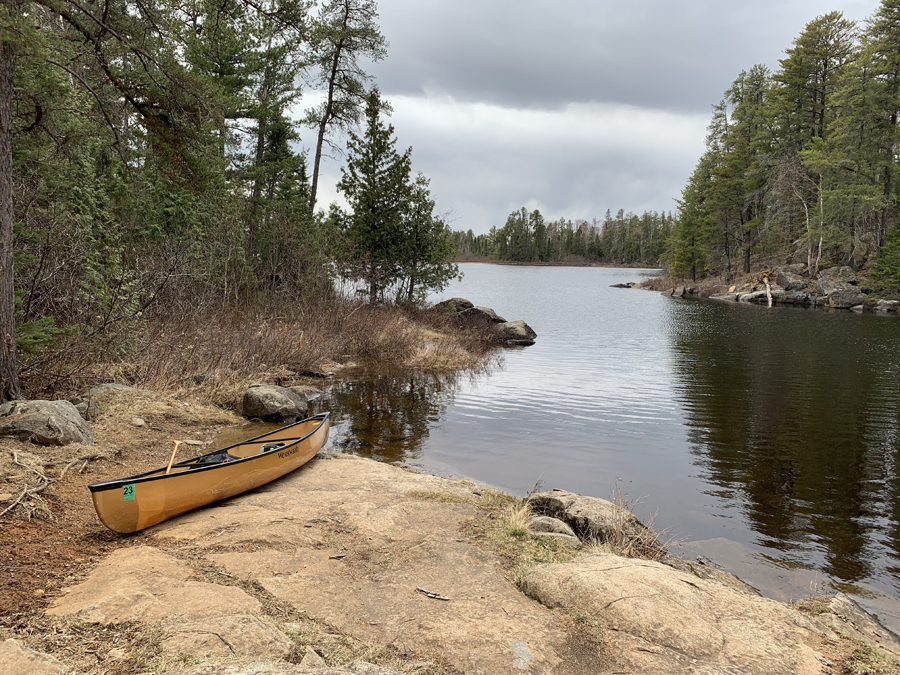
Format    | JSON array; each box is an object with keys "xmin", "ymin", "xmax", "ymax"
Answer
[
  {"xmin": 305, "ymin": 0, "xmax": 386, "ymax": 212},
  {"xmin": 338, "ymin": 89, "xmax": 411, "ymax": 304},
  {"xmin": 396, "ymin": 174, "xmax": 458, "ymax": 305}
]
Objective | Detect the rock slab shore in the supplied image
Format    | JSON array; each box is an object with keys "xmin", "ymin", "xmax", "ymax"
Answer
[{"xmin": 23, "ymin": 456, "xmax": 900, "ymax": 674}]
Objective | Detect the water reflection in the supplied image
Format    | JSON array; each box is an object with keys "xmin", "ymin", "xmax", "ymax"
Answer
[
  {"xmin": 667, "ymin": 300, "xmax": 900, "ymax": 588},
  {"xmin": 328, "ymin": 370, "xmax": 469, "ymax": 464}
]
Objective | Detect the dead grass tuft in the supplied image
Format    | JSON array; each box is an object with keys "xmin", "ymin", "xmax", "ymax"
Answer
[
  {"xmin": 582, "ymin": 480, "xmax": 670, "ymax": 561},
  {"xmin": 843, "ymin": 642, "xmax": 900, "ymax": 675},
  {"xmin": 21, "ymin": 300, "xmax": 499, "ymax": 406}
]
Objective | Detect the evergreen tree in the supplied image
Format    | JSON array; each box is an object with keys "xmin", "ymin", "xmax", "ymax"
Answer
[
  {"xmin": 396, "ymin": 174, "xmax": 458, "ymax": 304},
  {"xmin": 338, "ymin": 89, "xmax": 411, "ymax": 303},
  {"xmin": 305, "ymin": 0, "xmax": 386, "ymax": 212}
]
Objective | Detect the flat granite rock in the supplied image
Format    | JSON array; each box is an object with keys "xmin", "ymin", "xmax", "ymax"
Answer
[
  {"xmin": 47, "ymin": 546, "xmax": 261, "ymax": 624},
  {"xmin": 150, "ymin": 456, "xmax": 594, "ymax": 675},
  {"xmin": 0, "ymin": 639, "xmax": 68, "ymax": 675},
  {"xmin": 161, "ymin": 614, "xmax": 293, "ymax": 661},
  {"xmin": 172, "ymin": 661, "xmax": 402, "ymax": 675},
  {"xmin": 521, "ymin": 553, "xmax": 828, "ymax": 675}
]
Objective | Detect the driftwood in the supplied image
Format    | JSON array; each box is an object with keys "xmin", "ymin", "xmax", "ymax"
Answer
[
  {"xmin": 416, "ymin": 587, "xmax": 450, "ymax": 601},
  {"xmin": 0, "ymin": 451, "xmax": 54, "ymax": 520}
]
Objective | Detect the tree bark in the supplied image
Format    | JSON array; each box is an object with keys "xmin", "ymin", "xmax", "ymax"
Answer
[
  {"xmin": 0, "ymin": 31, "xmax": 21, "ymax": 401},
  {"xmin": 309, "ymin": 36, "xmax": 345, "ymax": 214}
]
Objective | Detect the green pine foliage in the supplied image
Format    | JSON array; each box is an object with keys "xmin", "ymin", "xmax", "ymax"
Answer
[
  {"xmin": 338, "ymin": 90, "xmax": 458, "ymax": 304},
  {"xmin": 667, "ymin": 2, "xmax": 900, "ymax": 286}
]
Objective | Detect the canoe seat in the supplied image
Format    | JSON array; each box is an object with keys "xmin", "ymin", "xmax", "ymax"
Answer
[{"xmin": 191, "ymin": 450, "xmax": 241, "ymax": 468}]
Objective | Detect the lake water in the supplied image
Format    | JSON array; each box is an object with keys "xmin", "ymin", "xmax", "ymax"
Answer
[{"xmin": 325, "ymin": 263, "xmax": 900, "ymax": 628}]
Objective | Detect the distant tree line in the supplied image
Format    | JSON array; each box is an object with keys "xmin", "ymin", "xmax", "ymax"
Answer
[
  {"xmin": 454, "ymin": 208, "xmax": 674, "ymax": 266},
  {"xmin": 2, "ymin": 0, "xmax": 457, "ymax": 400},
  {"xmin": 468, "ymin": 0, "xmax": 900, "ymax": 288},
  {"xmin": 669, "ymin": 1, "xmax": 900, "ymax": 288}
]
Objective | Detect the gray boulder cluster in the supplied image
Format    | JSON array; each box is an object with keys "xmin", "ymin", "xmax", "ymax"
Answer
[
  {"xmin": 708, "ymin": 264, "xmax": 890, "ymax": 311},
  {"xmin": 432, "ymin": 297, "xmax": 538, "ymax": 346}
]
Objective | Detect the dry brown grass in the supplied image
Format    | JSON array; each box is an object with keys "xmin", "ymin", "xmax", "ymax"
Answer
[
  {"xmin": 581, "ymin": 481, "xmax": 671, "ymax": 561},
  {"xmin": 20, "ymin": 300, "xmax": 499, "ymax": 406}
]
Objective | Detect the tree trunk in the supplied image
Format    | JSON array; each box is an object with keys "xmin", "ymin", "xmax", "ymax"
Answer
[
  {"xmin": 0, "ymin": 33, "xmax": 21, "ymax": 401},
  {"xmin": 309, "ymin": 32, "xmax": 348, "ymax": 214}
]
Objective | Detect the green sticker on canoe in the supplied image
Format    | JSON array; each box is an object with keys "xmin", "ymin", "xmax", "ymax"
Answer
[{"xmin": 123, "ymin": 484, "xmax": 135, "ymax": 501}]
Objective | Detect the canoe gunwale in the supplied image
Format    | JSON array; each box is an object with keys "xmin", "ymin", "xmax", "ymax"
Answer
[{"xmin": 87, "ymin": 412, "xmax": 329, "ymax": 494}]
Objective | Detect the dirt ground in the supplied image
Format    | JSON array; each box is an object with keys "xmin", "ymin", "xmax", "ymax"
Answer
[{"xmin": 0, "ymin": 389, "xmax": 240, "ymax": 624}]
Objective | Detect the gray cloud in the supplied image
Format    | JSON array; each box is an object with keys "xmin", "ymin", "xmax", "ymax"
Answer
[
  {"xmin": 308, "ymin": 0, "xmax": 881, "ymax": 234},
  {"xmin": 370, "ymin": 0, "xmax": 878, "ymax": 113}
]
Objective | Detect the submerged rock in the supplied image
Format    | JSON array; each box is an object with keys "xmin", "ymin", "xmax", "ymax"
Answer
[
  {"xmin": 0, "ymin": 400, "xmax": 94, "ymax": 446},
  {"xmin": 495, "ymin": 319, "xmax": 537, "ymax": 346}
]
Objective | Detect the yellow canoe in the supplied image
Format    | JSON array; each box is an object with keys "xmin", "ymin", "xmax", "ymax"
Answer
[{"xmin": 89, "ymin": 413, "xmax": 330, "ymax": 533}]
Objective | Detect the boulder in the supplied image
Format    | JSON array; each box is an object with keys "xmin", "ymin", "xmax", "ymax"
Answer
[
  {"xmin": 827, "ymin": 288, "xmax": 867, "ymax": 309},
  {"xmin": 775, "ymin": 270, "xmax": 807, "ymax": 291},
  {"xmin": 495, "ymin": 320, "xmax": 537, "ymax": 346},
  {"xmin": 521, "ymin": 553, "xmax": 828, "ymax": 675},
  {"xmin": 777, "ymin": 263, "xmax": 807, "ymax": 276},
  {"xmin": 288, "ymin": 385, "xmax": 324, "ymax": 403},
  {"xmin": 0, "ymin": 400, "xmax": 94, "ymax": 446},
  {"xmin": 0, "ymin": 639, "xmax": 67, "ymax": 675},
  {"xmin": 610, "ymin": 283, "xmax": 634, "ymax": 289},
  {"xmin": 819, "ymin": 265, "xmax": 858, "ymax": 285},
  {"xmin": 85, "ymin": 383, "xmax": 137, "ymax": 398},
  {"xmin": 527, "ymin": 489, "xmax": 660, "ymax": 554},
  {"xmin": 70, "ymin": 398, "xmax": 99, "ymax": 421},
  {"xmin": 874, "ymin": 300, "xmax": 900, "ymax": 313},
  {"xmin": 431, "ymin": 297, "xmax": 474, "ymax": 313},
  {"xmin": 817, "ymin": 265, "xmax": 859, "ymax": 299},
  {"xmin": 672, "ymin": 286, "xmax": 686, "ymax": 297},
  {"xmin": 459, "ymin": 305, "xmax": 507, "ymax": 323},
  {"xmin": 781, "ymin": 290, "xmax": 814, "ymax": 305},
  {"xmin": 530, "ymin": 531, "xmax": 582, "ymax": 547},
  {"xmin": 528, "ymin": 515, "xmax": 577, "ymax": 538},
  {"xmin": 242, "ymin": 384, "xmax": 309, "ymax": 422}
]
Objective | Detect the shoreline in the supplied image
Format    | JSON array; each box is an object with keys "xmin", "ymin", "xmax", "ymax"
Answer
[
  {"xmin": 454, "ymin": 258, "xmax": 662, "ymax": 269},
  {"xmin": 1, "ymin": 386, "xmax": 899, "ymax": 674}
]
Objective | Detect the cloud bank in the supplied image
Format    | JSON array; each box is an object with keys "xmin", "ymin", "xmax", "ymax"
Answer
[{"xmin": 309, "ymin": 0, "xmax": 880, "ymax": 233}]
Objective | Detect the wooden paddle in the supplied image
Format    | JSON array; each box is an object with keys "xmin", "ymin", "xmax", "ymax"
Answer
[{"xmin": 166, "ymin": 440, "xmax": 185, "ymax": 474}]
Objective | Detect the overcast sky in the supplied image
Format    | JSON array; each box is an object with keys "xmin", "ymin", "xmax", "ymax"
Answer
[{"xmin": 309, "ymin": 0, "xmax": 880, "ymax": 234}]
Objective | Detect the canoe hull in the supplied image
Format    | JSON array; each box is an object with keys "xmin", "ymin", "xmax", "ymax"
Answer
[{"xmin": 89, "ymin": 414, "xmax": 329, "ymax": 533}]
